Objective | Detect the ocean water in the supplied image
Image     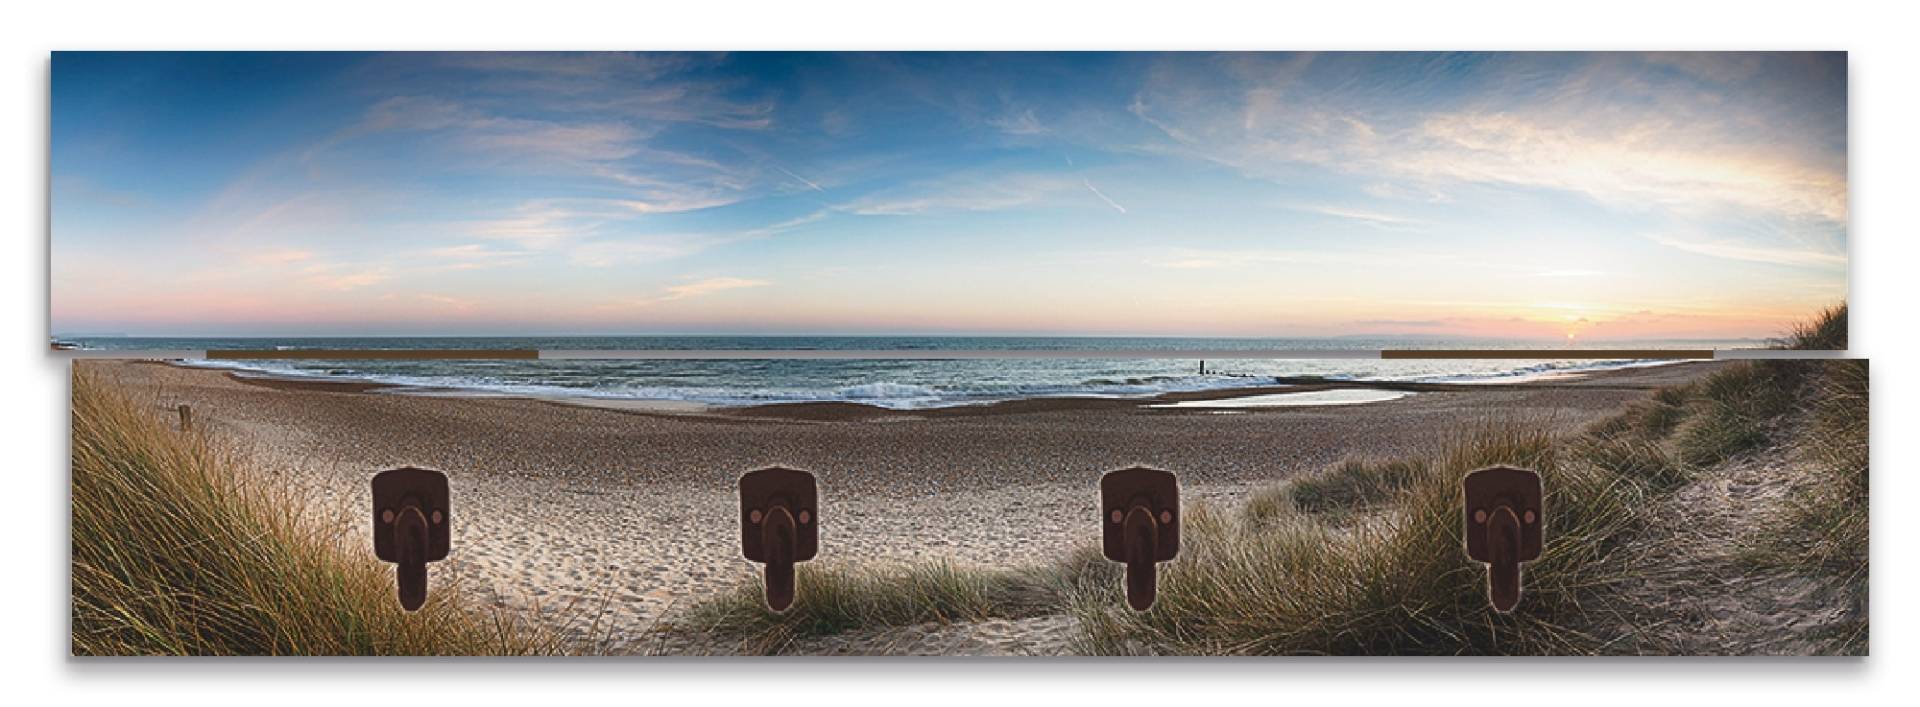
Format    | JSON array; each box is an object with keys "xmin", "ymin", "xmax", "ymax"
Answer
[{"xmin": 66, "ymin": 336, "xmax": 1757, "ymax": 409}]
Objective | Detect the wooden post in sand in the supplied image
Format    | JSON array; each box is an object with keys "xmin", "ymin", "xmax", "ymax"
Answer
[{"xmin": 177, "ymin": 404, "xmax": 192, "ymax": 432}]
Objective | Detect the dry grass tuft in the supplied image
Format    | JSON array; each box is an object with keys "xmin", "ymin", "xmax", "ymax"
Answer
[
  {"xmin": 677, "ymin": 548, "xmax": 1114, "ymax": 654},
  {"xmin": 71, "ymin": 368, "xmax": 557, "ymax": 655}
]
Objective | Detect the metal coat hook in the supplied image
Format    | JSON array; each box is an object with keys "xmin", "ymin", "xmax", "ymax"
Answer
[
  {"xmin": 371, "ymin": 466, "xmax": 451, "ymax": 611},
  {"xmin": 1463, "ymin": 465, "xmax": 1543, "ymax": 613},
  {"xmin": 740, "ymin": 466, "xmax": 819, "ymax": 612},
  {"xmin": 1101, "ymin": 466, "xmax": 1180, "ymax": 611}
]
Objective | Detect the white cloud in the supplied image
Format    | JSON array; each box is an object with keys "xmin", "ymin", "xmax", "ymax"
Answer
[
  {"xmin": 458, "ymin": 119, "xmax": 642, "ymax": 164},
  {"xmin": 1651, "ymin": 235, "xmax": 1846, "ymax": 268},
  {"xmin": 1082, "ymin": 179, "xmax": 1127, "ymax": 214},
  {"xmin": 417, "ymin": 293, "xmax": 476, "ymax": 311},
  {"xmin": 568, "ymin": 235, "xmax": 720, "ymax": 267},
  {"xmin": 988, "ymin": 109, "xmax": 1047, "ymax": 136},
  {"xmin": 608, "ymin": 193, "xmax": 742, "ymax": 215},
  {"xmin": 659, "ymin": 277, "xmax": 770, "ymax": 300},
  {"xmin": 743, "ymin": 211, "xmax": 828, "ymax": 238},
  {"xmin": 246, "ymin": 249, "xmax": 315, "ymax": 266},
  {"xmin": 427, "ymin": 52, "xmax": 775, "ymax": 129},
  {"xmin": 773, "ymin": 165, "xmax": 826, "ymax": 192},
  {"xmin": 1298, "ymin": 204, "xmax": 1419, "ymax": 226},
  {"xmin": 1128, "ymin": 54, "xmax": 1848, "ymax": 226},
  {"xmin": 335, "ymin": 91, "xmax": 756, "ymax": 216},
  {"xmin": 469, "ymin": 201, "xmax": 610, "ymax": 249},
  {"xmin": 301, "ymin": 264, "xmax": 391, "ymax": 291},
  {"xmin": 596, "ymin": 168, "xmax": 746, "ymax": 214},
  {"xmin": 358, "ymin": 96, "xmax": 474, "ymax": 133},
  {"xmin": 607, "ymin": 276, "xmax": 773, "ymax": 308},
  {"xmin": 840, "ymin": 174, "xmax": 1084, "ymax": 216},
  {"xmin": 1145, "ymin": 248, "xmax": 1321, "ymax": 270},
  {"xmin": 1402, "ymin": 111, "xmax": 1846, "ymax": 223},
  {"xmin": 421, "ymin": 243, "xmax": 530, "ymax": 271}
]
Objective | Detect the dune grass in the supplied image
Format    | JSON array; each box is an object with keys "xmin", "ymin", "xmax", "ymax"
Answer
[
  {"xmin": 71, "ymin": 367, "xmax": 556, "ymax": 655},
  {"xmin": 1674, "ymin": 361, "xmax": 1796, "ymax": 468},
  {"xmin": 1780, "ymin": 303, "xmax": 1848, "ymax": 351},
  {"xmin": 1250, "ymin": 458, "xmax": 1428, "ymax": 518},
  {"xmin": 676, "ymin": 547, "xmax": 1116, "ymax": 654},
  {"xmin": 1794, "ymin": 359, "xmax": 1869, "ymax": 574},
  {"xmin": 1739, "ymin": 356, "xmax": 1868, "ymax": 653},
  {"xmin": 1071, "ymin": 422, "xmax": 1662, "ymax": 655}
]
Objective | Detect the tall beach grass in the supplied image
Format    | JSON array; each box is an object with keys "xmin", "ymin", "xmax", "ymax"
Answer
[{"xmin": 71, "ymin": 367, "xmax": 555, "ymax": 655}]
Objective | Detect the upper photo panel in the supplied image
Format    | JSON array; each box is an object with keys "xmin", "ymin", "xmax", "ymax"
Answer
[{"xmin": 50, "ymin": 52, "xmax": 1847, "ymax": 349}]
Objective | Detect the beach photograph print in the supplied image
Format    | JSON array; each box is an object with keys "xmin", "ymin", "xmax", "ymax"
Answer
[
  {"xmin": 72, "ymin": 349, "xmax": 1866, "ymax": 655},
  {"xmin": 52, "ymin": 51, "xmax": 1846, "ymax": 345},
  {"xmin": 56, "ymin": 52, "xmax": 1864, "ymax": 655}
]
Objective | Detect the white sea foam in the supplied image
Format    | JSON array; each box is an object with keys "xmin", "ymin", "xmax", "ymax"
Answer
[{"xmin": 1150, "ymin": 389, "xmax": 1412, "ymax": 409}]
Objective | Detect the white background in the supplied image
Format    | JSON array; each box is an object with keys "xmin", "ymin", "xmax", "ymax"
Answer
[{"xmin": 4, "ymin": 0, "xmax": 1909, "ymax": 703}]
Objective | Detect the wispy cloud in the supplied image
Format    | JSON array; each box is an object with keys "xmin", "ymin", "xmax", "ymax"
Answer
[
  {"xmin": 1651, "ymin": 234, "xmax": 1847, "ymax": 268},
  {"xmin": 1145, "ymin": 248, "xmax": 1320, "ymax": 270},
  {"xmin": 660, "ymin": 276, "xmax": 770, "ymax": 300},
  {"xmin": 333, "ymin": 90, "xmax": 756, "ymax": 216},
  {"xmin": 1298, "ymin": 204, "xmax": 1418, "ymax": 227},
  {"xmin": 988, "ymin": 108, "xmax": 1047, "ymax": 136},
  {"xmin": 1130, "ymin": 52, "xmax": 1847, "ymax": 227},
  {"xmin": 1082, "ymin": 179, "xmax": 1127, "ymax": 214},
  {"xmin": 743, "ymin": 211, "xmax": 829, "ymax": 238},
  {"xmin": 773, "ymin": 165, "xmax": 826, "ymax": 192},
  {"xmin": 422, "ymin": 243, "xmax": 530, "ymax": 271},
  {"xmin": 469, "ymin": 201, "xmax": 611, "ymax": 249},
  {"xmin": 416, "ymin": 293, "xmax": 477, "ymax": 311},
  {"xmin": 840, "ymin": 174, "xmax": 1073, "ymax": 216},
  {"xmin": 564, "ymin": 211, "xmax": 823, "ymax": 267},
  {"xmin": 246, "ymin": 249, "xmax": 315, "ymax": 266},
  {"xmin": 568, "ymin": 235, "xmax": 729, "ymax": 268},
  {"xmin": 300, "ymin": 264, "xmax": 391, "ymax": 291},
  {"xmin": 607, "ymin": 276, "xmax": 772, "ymax": 308},
  {"xmin": 424, "ymin": 52, "xmax": 776, "ymax": 129}
]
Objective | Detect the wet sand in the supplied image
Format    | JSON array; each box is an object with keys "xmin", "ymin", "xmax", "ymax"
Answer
[{"xmin": 75, "ymin": 359, "xmax": 1727, "ymax": 652}]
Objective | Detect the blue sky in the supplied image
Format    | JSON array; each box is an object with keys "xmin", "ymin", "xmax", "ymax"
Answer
[{"xmin": 51, "ymin": 52, "xmax": 1847, "ymax": 339}]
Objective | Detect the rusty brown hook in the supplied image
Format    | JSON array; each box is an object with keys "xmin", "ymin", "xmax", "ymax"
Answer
[
  {"xmin": 1101, "ymin": 466, "xmax": 1180, "ymax": 612},
  {"xmin": 1463, "ymin": 466, "xmax": 1542, "ymax": 613},
  {"xmin": 740, "ymin": 467, "xmax": 818, "ymax": 613},
  {"xmin": 372, "ymin": 467, "xmax": 450, "ymax": 612}
]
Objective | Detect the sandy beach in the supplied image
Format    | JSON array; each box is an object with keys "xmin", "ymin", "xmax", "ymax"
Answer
[{"xmin": 76, "ymin": 359, "xmax": 1729, "ymax": 653}]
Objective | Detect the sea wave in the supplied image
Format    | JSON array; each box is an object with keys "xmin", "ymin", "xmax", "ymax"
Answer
[
  {"xmin": 177, "ymin": 356, "xmax": 1676, "ymax": 409},
  {"xmin": 1409, "ymin": 358, "xmax": 1680, "ymax": 384}
]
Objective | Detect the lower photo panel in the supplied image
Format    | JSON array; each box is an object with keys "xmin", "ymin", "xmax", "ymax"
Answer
[{"xmin": 69, "ymin": 356, "xmax": 1868, "ymax": 656}]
